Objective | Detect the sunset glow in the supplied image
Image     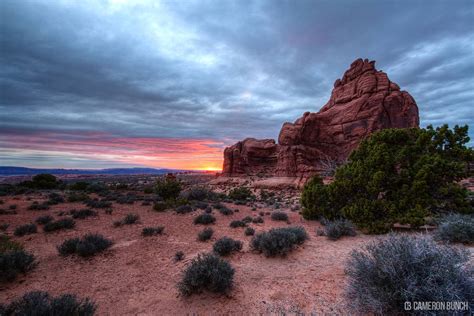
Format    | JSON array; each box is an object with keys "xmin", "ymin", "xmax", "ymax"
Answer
[{"xmin": 0, "ymin": 129, "xmax": 224, "ymax": 170}]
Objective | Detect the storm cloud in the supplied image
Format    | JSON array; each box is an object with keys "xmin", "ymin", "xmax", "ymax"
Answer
[{"xmin": 1, "ymin": 0, "xmax": 473, "ymax": 169}]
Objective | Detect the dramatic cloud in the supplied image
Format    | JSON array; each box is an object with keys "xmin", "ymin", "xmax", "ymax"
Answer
[{"xmin": 1, "ymin": 0, "xmax": 473, "ymax": 169}]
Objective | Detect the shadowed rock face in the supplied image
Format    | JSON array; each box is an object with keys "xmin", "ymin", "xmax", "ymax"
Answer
[{"xmin": 222, "ymin": 58, "xmax": 419, "ymax": 179}]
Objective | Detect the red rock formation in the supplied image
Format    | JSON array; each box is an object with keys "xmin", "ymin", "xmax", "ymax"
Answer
[
  {"xmin": 222, "ymin": 59, "xmax": 419, "ymax": 179},
  {"xmin": 223, "ymin": 138, "xmax": 277, "ymax": 176}
]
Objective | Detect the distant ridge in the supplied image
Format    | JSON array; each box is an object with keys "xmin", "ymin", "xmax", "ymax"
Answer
[{"xmin": 0, "ymin": 166, "xmax": 188, "ymax": 176}]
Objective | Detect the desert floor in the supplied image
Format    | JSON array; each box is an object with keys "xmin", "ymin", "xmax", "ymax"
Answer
[{"xmin": 1, "ymin": 190, "xmax": 468, "ymax": 315}]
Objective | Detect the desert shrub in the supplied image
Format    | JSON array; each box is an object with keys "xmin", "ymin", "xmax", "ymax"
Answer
[
  {"xmin": 212, "ymin": 202, "xmax": 225, "ymax": 210},
  {"xmin": 85, "ymin": 182, "xmax": 108, "ymax": 194},
  {"xmin": 19, "ymin": 174, "xmax": 60, "ymax": 190},
  {"xmin": 174, "ymin": 251, "xmax": 185, "ymax": 262},
  {"xmin": 198, "ymin": 227, "xmax": 213, "ymax": 241},
  {"xmin": 85, "ymin": 199, "xmax": 112, "ymax": 209},
  {"xmin": 155, "ymin": 177, "xmax": 181, "ymax": 201},
  {"xmin": 193, "ymin": 201, "xmax": 209, "ymax": 210},
  {"xmin": 115, "ymin": 193, "xmax": 138, "ymax": 205},
  {"xmin": 35, "ymin": 215, "xmax": 54, "ymax": 225},
  {"xmin": 252, "ymin": 216, "xmax": 264, "ymax": 224},
  {"xmin": 434, "ymin": 213, "xmax": 474, "ymax": 244},
  {"xmin": 229, "ymin": 220, "xmax": 247, "ymax": 228},
  {"xmin": 46, "ymin": 192, "xmax": 64, "ymax": 205},
  {"xmin": 14, "ymin": 223, "xmax": 37, "ymax": 236},
  {"xmin": 0, "ymin": 235, "xmax": 22, "ymax": 253},
  {"xmin": 68, "ymin": 181, "xmax": 90, "ymax": 191},
  {"xmin": 67, "ymin": 192, "xmax": 89, "ymax": 202},
  {"xmin": 0, "ymin": 223, "xmax": 9, "ymax": 231},
  {"xmin": 142, "ymin": 226, "xmax": 164, "ymax": 236},
  {"xmin": 176, "ymin": 205, "xmax": 194, "ymax": 214},
  {"xmin": 271, "ymin": 212, "xmax": 288, "ymax": 221},
  {"xmin": 123, "ymin": 213, "xmax": 140, "ymax": 226},
  {"xmin": 1, "ymin": 291, "xmax": 96, "ymax": 315},
  {"xmin": 345, "ymin": 234, "xmax": 473, "ymax": 314},
  {"xmin": 219, "ymin": 207, "xmax": 233, "ymax": 216},
  {"xmin": 204, "ymin": 206, "xmax": 212, "ymax": 214},
  {"xmin": 178, "ymin": 253, "xmax": 234, "ymax": 296},
  {"xmin": 213, "ymin": 237, "xmax": 242, "ymax": 256},
  {"xmin": 57, "ymin": 233, "xmax": 112, "ymax": 257},
  {"xmin": 242, "ymin": 216, "xmax": 252, "ymax": 223},
  {"xmin": 8, "ymin": 205, "xmax": 17, "ymax": 210},
  {"xmin": 70, "ymin": 209, "xmax": 98, "ymax": 219},
  {"xmin": 322, "ymin": 219, "xmax": 357, "ymax": 241},
  {"xmin": 0, "ymin": 237, "xmax": 36, "ymax": 283},
  {"xmin": 43, "ymin": 218, "xmax": 75, "ymax": 232},
  {"xmin": 251, "ymin": 226, "xmax": 308, "ymax": 257},
  {"xmin": 182, "ymin": 187, "xmax": 211, "ymax": 201},
  {"xmin": 28, "ymin": 201, "xmax": 50, "ymax": 211},
  {"xmin": 194, "ymin": 213, "xmax": 216, "ymax": 225},
  {"xmin": 153, "ymin": 201, "xmax": 169, "ymax": 212},
  {"xmin": 228, "ymin": 187, "xmax": 255, "ymax": 201},
  {"xmin": 302, "ymin": 126, "xmax": 474, "ymax": 234},
  {"xmin": 244, "ymin": 227, "xmax": 255, "ymax": 236},
  {"xmin": 143, "ymin": 186, "xmax": 154, "ymax": 194}
]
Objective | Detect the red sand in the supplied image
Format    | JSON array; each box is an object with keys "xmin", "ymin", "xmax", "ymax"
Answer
[{"xmin": 1, "ymin": 194, "xmax": 377, "ymax": 314}]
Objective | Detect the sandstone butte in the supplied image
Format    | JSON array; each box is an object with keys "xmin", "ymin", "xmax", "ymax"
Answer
[{"xmin": 221, "ymin": 58, "xmax": 420, "ymax": 186}]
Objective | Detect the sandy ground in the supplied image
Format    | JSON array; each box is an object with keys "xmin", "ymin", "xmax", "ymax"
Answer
[{"xmin": 1, "ymin": 193, "xmax": 380, "ymax": 315}]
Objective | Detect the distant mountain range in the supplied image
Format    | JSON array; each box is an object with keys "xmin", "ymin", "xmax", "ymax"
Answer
[{"xmin": 0, "ymin": 166, "xmax": 188, "ymax": 176}]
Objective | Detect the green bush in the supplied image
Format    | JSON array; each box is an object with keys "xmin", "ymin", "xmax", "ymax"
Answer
[
  {"xmin": 85, "ymin": 199, "xmax": 112, "ymax": 209},
  {"xmin": 198, "ymin": 227, "xmax": 213, "ymax": 241},
  {"xmin": 14, "ymin": 223, "xmax": 37, "ymax": 236},
  {"xmin": 67, "ymin": 192, "xmax": 89, "ymax": 202},
  {"xmin": 0, "ymin": 291, "xmax": 96, "ymax": 315},
  {"xmin": 176, "ymin": 205, "xmax": 194, "ymax": 214},
  {"xmin": 114, "ymin": 213, "xmax": 139, "ymax": 227},
  {"xmin": 302, "ymin": 126, "xmax": 473, "ymax": 233},
  {"xmin": 35, "ymin": 215, "xmax": 54, "ymax": 225},
  {"xmin": 241, "ymin": 216, "xmax": 253, "ymax": 223},
  {"xmin": 228, "ymin": 187, "xmax": 255, "ymax": 201},
  {"xmin": 142, "ymin": 226, "xmax": 164, "ymax": 236},
  {"xmin": 244, "ymin": 227, "xmax": 255, "ymax": 236},
  {"xmin": 28, "ymin": 201, "xmax": 50, "ymax": 211},
  {"xmin": 218, "ymin": 207, "xmax": 233, "ymax": 216},
  {"xmin": 181, "ymin": 187, "xmax": 211, "ymax": 201},
  {"xmin": 0, "ymin": 235, "xmax": 22, "ymax": 253},
  {"xmin": 46, "ymin": 192, "xmax": 64, "ymax": 205},
  {"xmin": 178, "ymin": 253, "xmax": 234, "ymax": 296},
  {"xmin": 213, "ymin": 237, "xmax": 242, "ymax": 256},
  {"xmin": 345, "ymin": 234, "xmax": 473, "ymax": 314},
  {"xmin": 434, "ymin": 214, "xmax": 474, "ymax": 244},
  {"xmin": 68, "ymin": 181, "xmax": 90, "ymax": 191},
  {"xmin": 251, "ymin": 226, "xmax": 308, "ymax": 257},
  {"xmin": 43, "ymin": 218, "xmax": 75, "ymax": 232},
  {"xmin": 0, "ymin": 243, "xmax": 36, "ymax": 283},
  {"xmin": 271, "ymin": 212, "xmax": 288, "ymax": 221},
  {"xmin": 229, "ymin": 220, "xmax": 247, "ymax": 228},
  {"xmin": 57, "ymin": 234, "xmax": 112, "ymax": 257},
  {"xmin": 194, "ymin": 214, "xmax": 216, "ymax": 225},
  {"xmin": 155, "ymin": 177, "xmax": 181, "ymax": 200},
  {"xmin": 70, "ymin": 209, "xmax": 97, "ymax": 219},
  {"xmin": 153, "ymin": 201, "xmax": 170, "ymax": 212},
  {"xmin": 322, "ymin": 219, "xmax": 357, "ymax": 241},
  {"xmin": 19, "ymin": 174, "xmax": 60, "ymax": 190},
  {"xmin": 174, "ymin": 251, "xmax": 185, "ymax": 262}
]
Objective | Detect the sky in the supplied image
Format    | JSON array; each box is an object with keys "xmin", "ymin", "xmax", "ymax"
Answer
[{"xmin": 1, "ymin": 0, "xmax": 473, "ymax": 170}]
